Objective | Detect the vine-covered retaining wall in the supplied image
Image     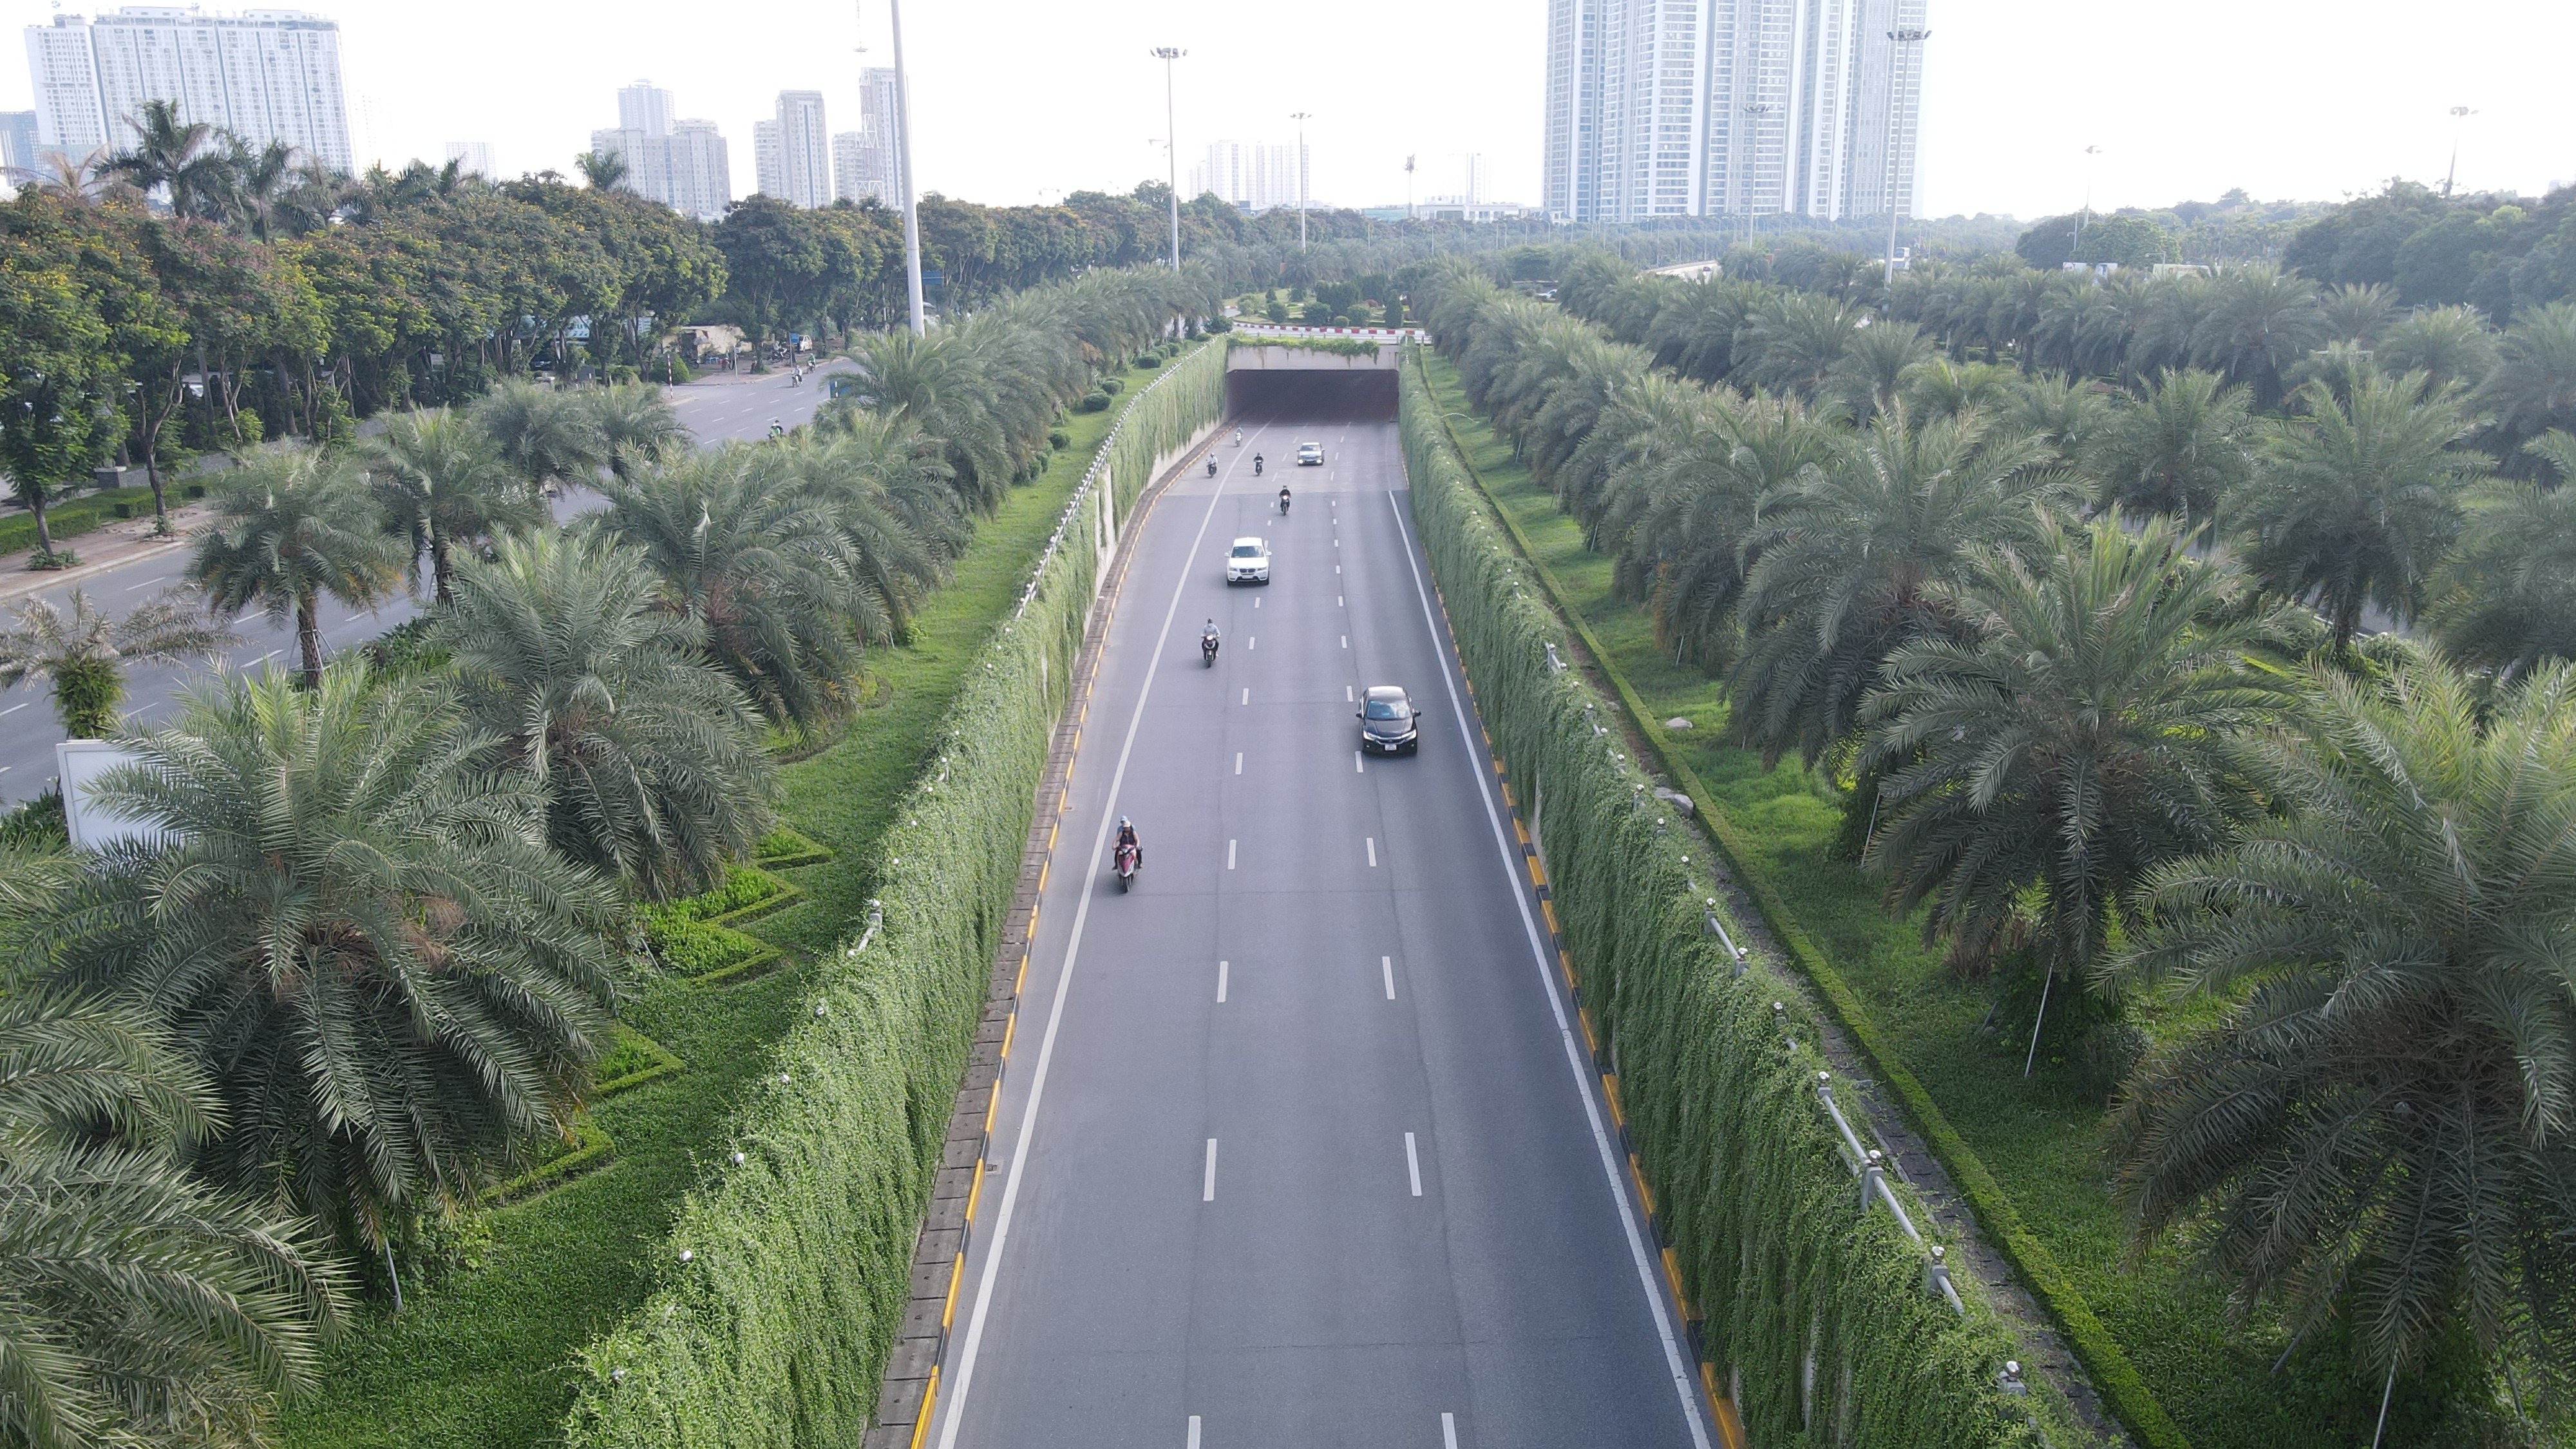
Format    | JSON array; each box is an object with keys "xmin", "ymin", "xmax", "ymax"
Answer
[
  {"xmin": 558, "ymin": 337, "xmax": 1229, "ymax": 1448},
  {"xmin": 1398, "ymin": 350, "xmax": 2047, "ymax": 1449}
]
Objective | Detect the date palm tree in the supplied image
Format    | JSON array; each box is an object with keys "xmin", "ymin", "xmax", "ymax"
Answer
[
  {"xmin": 597, "ymin": 448, "xmax": 878, "ymax": 732},
  {"xmin": 2188, "ymin": 264, "xmax": 2326, "ymax": 409},
  {"xmin": 1826, "ymin": 319, "xmax": 1935, "ymax": 421},
  {"xmin": 2087, "ymin": 368, "xmax": 2254, "ymax": 525},
  {"xmin": 1728, "ymin": 406, "xmax": 2066, "ymax": 769},
  {"xmin": 35, "ymin": 664, "xmax": 625, "ymax": 1256},
  {"xmin": 468, "ymin": 380, "xmax": 606, "ymax": 495},
  {"xmin": 433, "ymin": 531, "xmax": 775, "ymax": 900},
  {"xmin": 2107, "ymin": 658, "xmax": 2576, "ymax": 1396},
  {"xmin": 2237, "ymin": 372, "xmax": 2484, "ymax": 650},
  {"xmin": 0, "ymin": 587, "xmax": 233, "ymax": 738},
  {"xmin": 2374, "ymin": 305, "xmax": 2497, "ymax": 395},
  {"xmin": 579, "ymin": 383, "xmax": 689, "ymax": 482},
  {"xmin": 1738, "ymin": 291, "xmax": 1862, "ymax": 401},
  {"xmin": 2426, "ymin": 431, "xmax": 2576, "ymax": 682},
  {"xmin": 840, "ymin": 328, "xmax": 1011, "ymax": 513},
  {"xmin": 96, "ymin": 100, "xmax": 230, "ymax": 221},
  {"xmin": 1861, "ymin": 513, "xmax": 2289, "ymax": 1055},
  {"xmin": 0, "ymin": 987, "xmax": 344, "ymax": 1449},
  {"xmin": 2474, "ymin": 300, "xmax": 2576, "ymax": 464},
  {"xmin": 187, "ymin": 445, "xmax": 402, "ymax": 687},
  {"xmin": 364, "ymin": 407, "xmax": 543, "ymax": 605}
]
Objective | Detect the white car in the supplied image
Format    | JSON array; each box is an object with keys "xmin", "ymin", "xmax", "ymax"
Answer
[
  {"xmin": 1297, "ymin": 442, "xmax": 1325, "ymax": 466},
  {"xmin": 1224, "ymin": 536, "xmax": 1271, "ymax": 585}
]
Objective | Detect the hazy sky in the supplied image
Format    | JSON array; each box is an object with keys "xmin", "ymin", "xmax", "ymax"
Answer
[{"xmin": 5, "ymin": 0, "xmax": 2571, "ymax": 221}]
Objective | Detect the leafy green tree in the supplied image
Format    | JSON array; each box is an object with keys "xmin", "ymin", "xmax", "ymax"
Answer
[
  {"xmin": 38, "ymin": 665, "xmax": 625, "ymax": 1256},
  {"xmin": 0, "ymin": 228, "xmax": 118, "ymax": 560},
  {"xmin": 0, "ymin": 587, "xmax": 234, "ymax": 737},
  {"xmin": 433, "ymin": 531, "xmax": 774, "ymax": 900},
  {"xmin": 2107, "ymin": 658, "xmax": 2576, "ymax": 1394},
  {"xmin": 2426, "ymin": 431, "xmax": 2576, "ymax": 681},
  {"xmin": 598, "ymin": 448, "xmax": 878, "ymax": 732},
  {"xmin": 1861, "ymin": 513, "xmax": 2287, "ymax": 1039},
  {"xmin": 0, "ymin": 987, "xmax": 344, "ymax": 1449},
  {"xmin": 713, "ymin": 195, "xmax": 829, "ymax": 361},
  {"xmin": 2239, "ymin": 372, "xmax": 2483, "ymax": 649},
  {"xmin": 364, "ymin": 406, "xmax": 542, "ymax": 604},
  {"xmin": 187, "ymin": 444, "xmax": 404, "ymax": 686},
  {"xmin": 1729, "ymin": 408, "xmax": 2065, "ymax": 768},
  {"xmin": 2087, "ymin": 368, "xmax": 2253, "ymax": 523}
]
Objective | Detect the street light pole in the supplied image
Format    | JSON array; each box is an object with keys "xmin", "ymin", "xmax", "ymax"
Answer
[
  {"xmin": 1291, "ymin": 111, "xmax": 1312, "ymax": 253},
  {"xmin": 1882, "ymin": 26, "xmax": 1929, "ymax": 289},
  {"xmin": 2443, "ymin": 106, "xmax": 2477, "ymax": 198},
  {"xmin": 887, "ymin": 0, "xmax": 926, "ymax": 334},
  {"xmin": 1152, "ymin": 47, "xmax": 1185, "ymax": 269},
  {"xmin": 2074, "ymin": 143, "xmax": 2102, "ymax": 252}
]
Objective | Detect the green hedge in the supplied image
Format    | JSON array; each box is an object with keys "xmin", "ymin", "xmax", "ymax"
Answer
[
  {"xmin": 1226, "ymin": 333, "xmax": 1382, "ymax": 358},
  {"xmin": 558, "ymin": 337, "xmax": 1226, "ymax": 1448},
  {"xmin": 1399, "ymin": 350, "xmax": 2046, "ymax": 1449},
  {"xmin": 0, "ymin": 484, "xmax": 166, "ymax": 556}
]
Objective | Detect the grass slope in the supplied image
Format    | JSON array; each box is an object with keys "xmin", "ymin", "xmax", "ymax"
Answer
[
  {"xmin": 279, "ymin": 366, "xmax": 1146, "ymax": 1449},
  {"xmin": 1419, "ymin": 354, "xmax": 2345, "ymax": 1449}
]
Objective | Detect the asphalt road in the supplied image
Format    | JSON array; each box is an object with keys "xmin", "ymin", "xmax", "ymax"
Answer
[
  {"xmin": 0, "ymin": 364, "xmax": 848, "ymax": 809},
  {"xmin": 928, "ymin": 414, "xmax": 1711, "ymax": 1449}
]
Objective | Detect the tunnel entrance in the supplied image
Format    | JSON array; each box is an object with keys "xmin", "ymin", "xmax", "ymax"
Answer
[{"xmin": 1224, "ymin": 344, "xmax": 1399, "ymax": 422}]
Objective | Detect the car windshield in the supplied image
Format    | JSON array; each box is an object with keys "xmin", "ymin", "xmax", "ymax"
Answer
[
  {"xmin": 1231, "ymin": 544, "xmax": 1262, "ymax": 558},
  {"xmin": 1365, "ymin": 699, "xmax": 1407, "ymax": 720}
]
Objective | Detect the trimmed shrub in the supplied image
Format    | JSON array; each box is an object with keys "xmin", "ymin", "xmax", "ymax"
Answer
[
  {"xmin": 1099, "ymin": 377, "xmax": 1124, "ymax": 395},
  {"xmin": 560, "ymin": 337, "xmax": 1229, "ymax": 1449},
  {"xmin": 1397, "ymin": 348, "xmax": 2049, "ymax": 1449},
  {"xmin": 1077, "ymin": 390, "xmax": 1111, "ymax": 413}
]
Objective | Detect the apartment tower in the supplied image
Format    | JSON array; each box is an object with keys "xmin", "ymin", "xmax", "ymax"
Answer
[
  {"xmin": 23, "ymin": 6, "xmax": 352, "ymax": 173},
  {"xmin": 753, "ymin": 89, "xmax": 829, "ymax": 209},
  {"xmin": 589, "ymin": 81, "xmax": 733, "ymax": 221}
]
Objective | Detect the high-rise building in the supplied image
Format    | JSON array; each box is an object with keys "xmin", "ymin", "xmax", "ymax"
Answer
[
  {"xmin": 1189, "ymin": 138, "xmax": 1304, "ymax": 212},
  {"xmin": 0, "ymin": 109, "xmax": 38, "ymax": 177},
  {"xmin": 444, "ymin": 140, "xmax": 493, "ymax": 178},
  {"xmin": 1541, "ymin": 0, "xmax": 1927, "ymax": 225},
  {"xmin": 589, "ymin": 82, "xmax": 732, "ymax": 221},
  {"xmin": 752, "ymin": 90, "xmax": 829, "ymax": 209},
  {"xmin": 831, "ymin": 66, "xmax": 902, "ymax": 204},
  {"xmin": 22, "ymin": 8, "xmax": 352, "ymax": 173}
]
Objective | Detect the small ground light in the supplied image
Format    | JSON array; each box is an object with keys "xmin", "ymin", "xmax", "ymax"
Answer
[
  {"xmin": 731, "ymin": 1151, "xmax": 746, "ymax": 1166},
  {"xmin": 678, "ymin": 1249, "xmax": 694, "ymax": 1263}
]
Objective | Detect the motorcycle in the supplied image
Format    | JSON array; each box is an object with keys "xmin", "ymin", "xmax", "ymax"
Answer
[
  {"xmin": 1113, "ymin": 839, "xmax": 1141, "ymax": 891},
  {"xmin": 1202, "ymin": 634, "xmax": 1220, "ymax": 667},
  {"xmin": 1253, "ymin": 455, "xmax": 1264, "ymax": 477},
  {"xmin": 1207, "ymin": 457, "xmax": 1218, "ymax": 477},
  {"xmin": 1278, "ymin": 489, "xmax": 1291, "ymax": 515}
]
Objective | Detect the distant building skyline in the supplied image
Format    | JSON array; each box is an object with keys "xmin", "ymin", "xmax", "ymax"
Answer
[
  {"xmin": 1189, "ymin": 138, "xmax": 1303, "ymax": 212},
  {"xmin": 0, "ymin": 108, "xmax": 37, "ymax": 178},
  {"xmin": 444, "ymin": 138, "xmax": 491, "ymax": 177},
  {"xmin": 829, "ymin": 64, "xmax": 900, "ymax": 205},
  {"xmin": 22, "ymin": 6, "xmax": 354, "ymax": 173},
  {"xmin": 588, "ymin": 79, "xmax": 731, "ymax": 221},
  {"xmin": 752, "ymin": 88, "xmax": 828, "ymax": 208}
]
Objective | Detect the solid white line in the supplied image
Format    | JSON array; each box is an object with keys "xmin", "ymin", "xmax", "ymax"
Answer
[
  {"xmin": 1202, "ymin": 1139, "xmax": 1218, "ymax": 1201},
  {"xmin": 1366, "ymin": 837, "xmax": 1377, "ymax": 867},
  {"xmin": 1188, "ymin": 1416, "xmax": 1202, "ymax": 1449},
  {"xmin": 1247, "ymin": 636, "xmax": 1255, "ymax": 651},
  {"xmin": 1383, "ymin": 955, "xmax": 1396, "ymax": 999},
  {"xmin": 1443, "ymin": 1412, "xmax": 1459, "ymax": 1449},
  {"xmin": 1254, "ymin": 596, "xmax": 1260, "ymax": 609},
  {"xmin": 1346, "ymin": 685, "xmax": 1353, "ymax": 702},
  {"xmin": 1386, "ymin": 491, "xmax": 1714, "ymax": 1449},
  {"xmin": 1355, "ymin": 750, "xmax": 1364, "ymax": 774},
  {"xmin": 1241, "ymin": 688, "xmax": 1249, "ymax": 705},
  {"xmin": 1235, "ymin": 752, "xmax": 1243, "ymax": 775},
  {"xmin": 1227, "ymin": 839, "xmax": 1237, "ymax": 870},
  {"xmin": 1217, "ymin": 960, "xmax": 1229, "ymax": 1003},
  {"xmin": 124, "ymin": 575, "xmax": 171, "ymax": 591},
  {"xmin": 0, "ymin": 702, "xmax": 27, "ymax": 717},
  {"xmin": 933, "ymin": 435, "xmax": 1242, "ymax": 1449},
  {"xmin": 1341, "ymin": 634, "xmax": 1348, "ymax": 649},
  {"xmin": 1339, "ymin": 595, "xmax": 1344, "ymax": 607},
  {"xmin": 1405, "ymin": 1132, "xmax": 1424, "ymax": 1196}
]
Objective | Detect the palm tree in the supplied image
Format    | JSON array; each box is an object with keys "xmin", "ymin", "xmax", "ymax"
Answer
[
  {"xmin": 2087, "ymin": 369, "xmax": 2254, "ymax": 524},
  {"xmin": 1728, "ymin": 406, "xmax": 2067, "ymax": 769},
  {"xmin": 840, "ymin": 328, "xmax": 1012, "ymax": 512},
  {"xmin": 597, "ymin": 447, "xmax": 879, "ymax": 732},
  {"xmin": 433, "ymin": 532, "xmax": 775, "ymax": 900},
  {"xmin": 96, "ymin": 100, "xmax": 231, "ymax": 220},
  {"xmin": 573, "ymin": 149, "xmax": 627, "ymax": 191},
  {"xmin": 1861, "ymin": 513, "xmax": 2289, "ymax": 1059},
  {"xmin": 468, "ymin": 380, "xmax": 606, "ymax": 494},
  {"xmin": 2316, "ymin": 282, "xmax": 2396, "ymax": 345},
  {"xmin": 36, "ymin": 665, "xmax": 625, "ymax": 1256},
  {"xmin": 2474, "ymin": 300, "xmax": 2576, "ymax": 463},
  {"xmin": 0, "ymin": 987, "xmax": 343, "ymax": 1449},
  {"xmin": 187, "ymin": 445, "xmax": 403, "ymax": 687},
  {"xmin": 1897, "ymin": 358, "xmax": 2017, "ymax": 424},
  {"xmin": 1738, "ymin": 292, "xmax": 1862, "ymax": 400},
  {"xmin": 2426, "ymin": 431, "xmax": 2576, "ymax": 681},
  {"xmin": 2374, "ymin": 305, "xmax": 2497, "ymax": 395},
  {"xmin": 1826, "ymin": 319, "xmax": 1935, "ymax": 421},
  {"xmin": 364, "ymin": 408, "xmax": 542, "ymax": 605},
  {"xmin": 2107, "ymin": 658, "xmax": 2576, "ymax": 1396},
  {"xmin": 0, "ymin": 588, "xmax": 234, "ymax": 738},
  {"xmin": 2002, "ymin": 374, "xmax": 2115, "ymax": 461},
  {"xmin": 2238, "ymin": 372, "xmax": 2484, "ymax": 649},
  {"xmin": 2189, "ymin": 265, "xmax": 2326, "ymax": 408},
  {"xmin": 749, "ymin": 430, "xmax": 951, "ymax": 638},
  {"xmin": 579, "ymin": 383, "xmax": 689, "ymax": 481}
]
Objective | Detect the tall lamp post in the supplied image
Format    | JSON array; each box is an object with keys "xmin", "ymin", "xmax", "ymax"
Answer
[
  {"xmin": 886, "ymin": 0, "xmax": 927, "ymax": 334},
  {"xmin": 2443, "ymin": 106, "xmax": 2477, "ymax": 198},
  {"xmin": 1151, "ymin": 47, "xmax": 1185, "ymax": 269},
  {"xmin": 1882, "ymin": 26, "xmax": 1929, "ymax": 289},
  {"xmin": 2074, "ymin": 143, "xmax": 2102, "ymax": 252},
  {"xmin": 1290, "ymin": 111, "xmax": 1312, "ymax": 253}
]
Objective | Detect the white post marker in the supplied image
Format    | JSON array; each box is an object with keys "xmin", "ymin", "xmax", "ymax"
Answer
[
  {"xmin": 1242, "ymin": 688, "xmax": 1249, "ymax": 705},
  {"xmin": 1235, "ymin": 752, "xmax": 1243, "ymax": 775},
  {"xmin": 1366, "ymin": 837, "xmax": 1377, "ymax": 867},
  {"xmin": 1202, "ymin": 1139, "xmax": 1218, "ymax": 1202},
  {"xmin": 1227, "ymin": 840, "xmax": 1237, "ymax": 870},
  {"xmin": 1217, "ymin": 961, "xmax": 1229, "ymax": 1003},
  {"xmin": 1405, "ymin": 1132, "xmax": 1423, "ymax": 1197},
  {"xmin": 1355, "ymin": 751, "xmax": 1364, "ymax": 774},
  {"xmin": 1382, "ymin": 956, "xmax": 1396, "ymax": 999}
]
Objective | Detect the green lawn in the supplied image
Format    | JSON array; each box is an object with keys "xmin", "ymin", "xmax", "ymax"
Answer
[
  {"xmin": 1418, "ymin": 354, "xmax": 2380, "ymax": 1449},
  {"xmin": 279, "ymin": 363, "xmax": 1152, "ymax": 1449}
]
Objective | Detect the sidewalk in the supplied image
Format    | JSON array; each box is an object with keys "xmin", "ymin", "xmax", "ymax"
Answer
[{"xmin": 0, "ymin": 505, "xmax": 209, "ymax": 607}]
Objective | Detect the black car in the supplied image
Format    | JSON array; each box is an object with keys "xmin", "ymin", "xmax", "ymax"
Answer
[{"xmin": 1358, "ymin": 685, "xmax": 1419, "ymax": 755}]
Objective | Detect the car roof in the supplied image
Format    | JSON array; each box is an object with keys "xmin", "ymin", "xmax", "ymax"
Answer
[
  {"xmin": 1364, "ymin": 685, "xmax": 1408, "ymax": 701},
  {"xmin": 1231, "ymin": 536, "xmax": 1266, "ymax": 548},
  {"xmin": 1299, "ymin": 440, "xmax": 1323, "ymax": 448}
]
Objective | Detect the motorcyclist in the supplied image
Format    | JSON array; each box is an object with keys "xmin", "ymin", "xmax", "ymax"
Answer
[
  {"xmin": 1253, "ymin": 453, "xmax": 1264, "ymax": 476},
  {"xmin": 1278, "ymin": 483, "xmax": 1292, "ymax": 513},
  {"xmin": 1207, "ymin": 455, "xmax": 1218, "ymax": 477},
  {"xmin": 768, "ymin": 418, "xmax": 785, "ymax": 438},
  {"xmin": 1201, "ymin": 618, "xmax": 1221, "ymax": 660},
  {"xmin": 1114, "ymin": 816, "xmax": 1142, "ymax": 867},
  {"xmin": 1234, "ymin": 427, "xmax": 1244, "ymax": 447}
]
